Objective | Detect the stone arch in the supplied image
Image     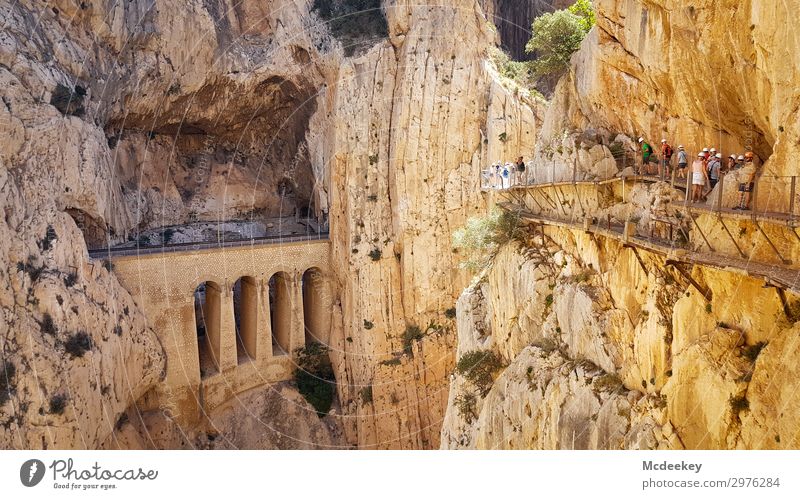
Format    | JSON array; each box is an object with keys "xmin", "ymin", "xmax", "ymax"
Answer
[
  {"xmin": 194, "ymin": 281, "xmax": 222, "ymax": 378},
  {"xmin": 232, "ymin": 276, "xmax": 258, "ymax": 363},
  {"xmin": 268, "ymin": 272, "xmax": 292, "ymax": 355},
  {"xmin": 302, "ymin": 267, "xmax": 330, "ymax": 345}
]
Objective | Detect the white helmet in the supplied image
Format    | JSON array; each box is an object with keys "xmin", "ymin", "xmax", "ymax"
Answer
[
  {"xmin": 737, "ymin": 155, "xmax": 745, "ymax": 160},
  {"xmin": 661, "ymin": 139, "xmax": 667, "ymax": 143},
  {"xmin": 710, "ymin": 148, "xmax": 717, "ymax": 153},
  {"xmin": 678, "ymin": 145, "xmax": 684, "ymax": 149},
  {"xmin": 702, "ymin": 148, "xmax": 709, "ymax": 152},
  {"xmin": 638, "ymin": 137, "xmax": 644, "ymax": 143},
  {"xmin": 698, "ymin": 152, "xmax": 706, "ymax": 157},
  {"xmin": 715, "ymin": 153, "xmax": 722, "ymax": 159},
  {"xmin": 729, "ymin": 154, "xmax": 736, "ymax": 159}
]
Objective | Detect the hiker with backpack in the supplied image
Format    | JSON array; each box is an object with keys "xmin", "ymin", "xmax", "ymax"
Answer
[
  {"xmin": 676, "ymin": 145, "xmax": 688, "ymax": 179},
  {"xmin": 515, "ymin": 156, "xmax": 527, "ymax": 185},
  {"xmin": 660, "ymin": 139, "xmax": 674, "ymax": 179}
]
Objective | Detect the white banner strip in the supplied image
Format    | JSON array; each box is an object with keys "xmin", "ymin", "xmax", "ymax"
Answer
[{"xmin": 1, "ymin": 450, "xmax": 797, "ymax": 498}]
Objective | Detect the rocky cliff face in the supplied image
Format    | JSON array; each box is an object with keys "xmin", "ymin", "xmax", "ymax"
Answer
[
  {"xmin": 442, "ymin": 0, "xmax": 800, "ymax": 449},
  {"xmin": 540, "ymin": 0, "xmax": 800, "ymax": 171},
  {"xmin": 0, "ymin": 0, "xmax": 537, "ymax": 449},
  {"xmin": 319, "ymin": 0, "xmax": 538, "ymax": 449}
]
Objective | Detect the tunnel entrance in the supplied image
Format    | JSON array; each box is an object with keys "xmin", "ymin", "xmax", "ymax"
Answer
[
  {"xmin": 233, "ymin": 276, "xmax": 259, "ymax": 364},
  {"xmin": 269, "ymin": 272, "xmax": 292, "ymax": 355},
  {"xmin": 194, "ymin": 281, "xmax": 222, "ymax": 378},
  {"xmin": 66, "ymin": 208, "xmax": 108, "ymax": 249}
]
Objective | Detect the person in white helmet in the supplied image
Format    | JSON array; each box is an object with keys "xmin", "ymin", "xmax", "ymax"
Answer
[
  {"xmin": 708, "ymin": 153, "xmax": 722, "ymax": 190},
  {"xmin": 676, "ymin": 145, "xmax": 688, "ymax": 179},
  {"xmin": 691, "ymin": 152, "xmax": 709, "ymax": 203},
  {"xmin": 736, "ymin": 155, "xmax": 745, "ymax": 169}
]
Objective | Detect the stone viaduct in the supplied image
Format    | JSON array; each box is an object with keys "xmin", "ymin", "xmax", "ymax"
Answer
[{"xmin": 96, "ymin": 237, "xmax": 332, "ymax": 423}]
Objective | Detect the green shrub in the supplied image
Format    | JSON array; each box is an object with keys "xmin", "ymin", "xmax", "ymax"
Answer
[
  {"xmin": 49, "ymin": 394, "xmax": 68, "ymax": 415},
  {"xmin": 40, "ymin": 225, "xmax": 57, "ymax": 251},
  {"xmin": 64, "ymin": 331, "xmax": 92, "ymax": 358},
  {"xmin": 39, "ymin": 313, "xmax": 58, "ymax": 336},
  {"xmin": 402, "ymin": 325, "xmax": 424, "ymax": 355},
  {"xmin": 445, "ymin": 307, "xmax": 457, "ymax": 319},
  {"xmin": 359, "ymin": 385, "xmax": 373, "ymax": 404},
  {"xmin": 380, "ymin": 357, "xmax": 402, "ymax": 366},
  {"xmin": 454, "ymin": 391, "xmax": 478, "ymax": 424},
  {"xmin": 452, "ymin": 208, "xmax": 525, "ymax": 271},
  {"xmin": 294, "ymin": 343, "xmax": 336, "ymax": 416},
  {"xmin": 456, "ymin": 350, "xmax": 503, "ymax": 395},
  {"xmin": 525, "ymin": 4, "xmax": 594, "ymax": 81}
]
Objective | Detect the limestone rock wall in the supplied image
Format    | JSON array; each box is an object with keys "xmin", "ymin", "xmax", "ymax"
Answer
[
  {"xmin": 441, "ymin": 224, "xmax": 800, "ymax": 449},
  {"xmin": 539, "ymin": 0, "xmax": 800, "ymax": 178}
]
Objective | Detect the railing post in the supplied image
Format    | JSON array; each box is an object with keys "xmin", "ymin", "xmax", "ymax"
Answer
[
  {"xmin": 751, "ymin": 176, "xmax": 759, "ymax": 218},
  {"xmin": 790, "ymin": 176, "xmax": 796, "ymax": 220},
  {"xmin": 684, "ymin": 166, "xmax": 691, "ymax": 206},
  {"xmin": 552, "ymin": 159, "xmax": 556, "ymax": 184},
  {"xmin": 572, "ymin": 158, "xmax": 577, "ymax": 184},
  {"xmin": 716, "ymin": 174, "xmax": 724, "ymax": 213}
]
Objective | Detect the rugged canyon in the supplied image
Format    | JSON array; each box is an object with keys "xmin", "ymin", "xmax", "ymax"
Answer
[{"xmin": 1, "ymin": 0, "xmax": 799, "ymax": 450}]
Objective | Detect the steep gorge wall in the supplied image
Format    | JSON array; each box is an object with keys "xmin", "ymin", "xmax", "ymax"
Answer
[
  {"xmin": 540, "ymin": 0, "xmax": 800, "ymax": 173},
  {"xmin": 442, "ymin": 223, "xmax": 800, "ymax": 449},
  {"xmin": 318, "ymin": 0, "xmax": 539, "ymax": 449},
  {"xmin": 442, "ymin": 0, "xmax": 800, "ymax": 450}
]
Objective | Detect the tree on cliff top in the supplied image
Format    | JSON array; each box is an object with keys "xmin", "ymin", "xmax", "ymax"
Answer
[{"xmin": 525, "ymin": 1, "xmax": 595, "ymax": 80}]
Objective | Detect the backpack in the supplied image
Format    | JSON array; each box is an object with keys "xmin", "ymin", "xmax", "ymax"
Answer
[{"xmin": 664, "ymin": 144, "xmax": 673, "ymax": 157}]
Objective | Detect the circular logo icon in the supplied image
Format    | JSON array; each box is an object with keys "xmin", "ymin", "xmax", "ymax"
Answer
[{"xmin": 20, "ymin": 459, "xmax": 45, "ymax": 487}]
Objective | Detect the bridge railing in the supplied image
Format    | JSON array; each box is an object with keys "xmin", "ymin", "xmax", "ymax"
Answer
[{"xmin": 88, "ymin": 230, "xmax": 330, "ymax": 259}]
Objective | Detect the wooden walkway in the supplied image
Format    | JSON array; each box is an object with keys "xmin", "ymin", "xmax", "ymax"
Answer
[{"xmin": 499, "ymin": 202, "xmax": 800, "ymax": 295}]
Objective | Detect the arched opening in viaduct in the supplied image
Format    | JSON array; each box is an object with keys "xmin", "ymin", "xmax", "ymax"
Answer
[
  {"xmin": 194, "ymin": 281, "xmax": 222, "ymax": 378},
  {"xmin": 302, "ymin": 267, "xmax": 326, "ymax": 345},
  {"xmin": 232, "ymin": 276, "xmax": 258, "ymax": 364},
  {"xmin": 269, "ymin": 272, "xmax": 292, "ymax": 355}
]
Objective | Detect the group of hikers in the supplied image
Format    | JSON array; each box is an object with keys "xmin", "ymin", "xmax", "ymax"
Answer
[
  {"xmin": 485, "ymin": 157, "xmax": 527, "ymax": 189},
  {"xmin": 484, "ymin": 136, "xmax": 761, "ymax": 212},
  {"xmin": 638, "ymin": 137, "xmax": 759, "ymax": 210}
]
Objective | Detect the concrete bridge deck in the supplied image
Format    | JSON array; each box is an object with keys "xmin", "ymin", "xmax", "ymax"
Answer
[{"xmin": 103, "ymin": 234, "xmax": 332, "ymax": 422}]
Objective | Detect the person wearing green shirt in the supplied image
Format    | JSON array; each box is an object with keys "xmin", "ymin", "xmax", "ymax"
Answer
[{"xmin": 638, "ymin": 137, "xmax": 654, "ymax": 174}]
